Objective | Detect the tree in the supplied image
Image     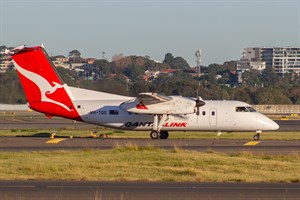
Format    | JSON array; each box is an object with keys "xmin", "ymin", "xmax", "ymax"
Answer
[
  {"xmin": 254, "ymin": 88, "xmax": 293, "ymax": 104},
  {"xmin": 129, "ymin": 80, "xmax": 149, "ymax": 95},
  {"xmin": 56, "ymin": 67, "xmax": 77, "ymax": 86},
  {"xmin": 231, "ymin": 87, "xmax": 251, "ymax": 104},
  {"xmin": 289, "ymin": 86, "xmax": 300, "ymax": 104},
  {"xmin": 123, "ymin": 64, "xmax": 145, "ymax": 80},
  {"xmin": 163, "ymin": 53, "xmax": 190, "ymax": 70},
  {"xmin": 68, "ymin": 50, "xmax": 81, "ymax": 58},
  {"xmin": 262, "ymin": 68, "xmax": 279, "ymax": 87},
  {"xmin": 223, "ymin": 61, "xmax": 237, "ymax": 71},
  {"xmin": 242, "ymin": 70, "xmax": 262, "ymax": 87},
  {"xmin": 207, "ymin": 64, "xmax": 223, "ymax": 74},
  {"xmin": 0, "ymin": 69, "xmax": 26, "ymax": 104},
  {"xmin": 218, "ymin": 73, "xmax": 230, "ymax": 85},
  {"xmin": 68, "ymin": 50, "xmax": 82, "ymax": 64},
  {"xmin": 163, "ymin": 53, "xmax": 174, "ymax": 65},
  {"xmin": 0, "ymin": 45, "xmax": 7, "ymax": 52},
  {"xmin": 92, "ymin": 59, "xmax": 111, "ymax": 78},
  {"xmin": 171, "ymin": 57, "xmax": 190, "ymax": 70}
]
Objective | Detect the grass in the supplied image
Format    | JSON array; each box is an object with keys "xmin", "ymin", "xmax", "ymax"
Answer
[
  {"xmin": 0, "ymin": 147, "xmax": 299, "ymax": 182},
  {"xmin": 1, "ymin": 129, "xmax": 300, "ymax": 140}
]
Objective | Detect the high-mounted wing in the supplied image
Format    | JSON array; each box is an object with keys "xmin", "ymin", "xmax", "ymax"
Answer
[
  {"xmin": 137, "ymin": 93, "xmax": 171, "ymax": 103},
  {"xmin": 120, "ymin": 93, "xmax": 204, "ymax": 115}
]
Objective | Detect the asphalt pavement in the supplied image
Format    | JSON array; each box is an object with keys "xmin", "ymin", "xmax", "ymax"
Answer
[
  {"xmin": 0, "ymin": 181, "xmax": 299, "ymax": 200},
  {"xmin": 0, "ymin": 137, "xmax": 299, "ymax": 154}
]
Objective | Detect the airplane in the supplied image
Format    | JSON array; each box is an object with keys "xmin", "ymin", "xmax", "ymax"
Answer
[{"xmin": 11, "ymin": 45, "xmax": 279, "ymax": 140}]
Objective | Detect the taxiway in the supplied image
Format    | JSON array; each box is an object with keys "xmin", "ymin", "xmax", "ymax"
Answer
[
  {"xmin": 0, "ymin": 181, "xmax": 299, "ymax": 200},
  {"xmin": 0, "ymin": 137, "xmax": 299, "ymax": 154},
  {"xmin": 0, "ymin": 138, "xmax": 299, "ymax": 200}
]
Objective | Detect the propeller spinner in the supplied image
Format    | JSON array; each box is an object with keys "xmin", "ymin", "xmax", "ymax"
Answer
[{"xmin": 195, "ymin": 96, "xmax": 205, "ymax": 115}]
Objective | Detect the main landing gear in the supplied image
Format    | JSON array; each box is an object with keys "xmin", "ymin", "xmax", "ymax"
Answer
[
  {"xmin": 253, "ymin": 131, "xmax": 261, "ymax": 141},
  {"xmin": 150, "ymin": 130, "xmax": 169, "ymax": 139},
  {"xmin": 150, "ymin": 130, "xmax": 159, "ymax": 139},
  {"xmin": 150, "ymin": 114, "xmax": 169, "ymax": 139}
]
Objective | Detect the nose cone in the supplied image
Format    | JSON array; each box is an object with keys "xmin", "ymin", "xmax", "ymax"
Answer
[
  {"xmin": 268, "ymin": 120, "xmax": 279, "ymax": 130},
  {"xmin": 259, "ymin": 115, "xmax": 279, "ymax": 130}
]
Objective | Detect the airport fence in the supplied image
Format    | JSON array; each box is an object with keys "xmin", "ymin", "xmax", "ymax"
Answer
[
  {"xmin": 0, "ymin": 104, "xmax": 29, "ymax": 111},
  {"xmin": 252, "ymin": 105, "xmax": 300, "ymax": 114}
]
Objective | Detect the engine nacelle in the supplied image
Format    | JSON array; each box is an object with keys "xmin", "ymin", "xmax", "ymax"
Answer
[{"xmin": 120, "ymin": 96, "xmax": 196, "ymax": 114}]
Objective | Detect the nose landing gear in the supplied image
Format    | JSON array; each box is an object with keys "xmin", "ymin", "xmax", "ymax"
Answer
[
  {"xmin": 150, "ymin": 130, "xmax": 160, "ymax": 139},
  {"xmin": 253, "ymin": 131, "xmax": 261, "ymax": 141}
]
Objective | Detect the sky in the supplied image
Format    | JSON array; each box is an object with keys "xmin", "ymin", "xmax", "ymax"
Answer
[{"xmin": 0, "ymin": 0, "xmax": 299, "ymax": 66}]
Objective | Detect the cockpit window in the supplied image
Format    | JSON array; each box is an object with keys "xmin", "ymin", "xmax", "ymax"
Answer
[
  {"xmin": 236, "ymin": 106, "xmax": 257, "ymax": 112},
  {"xmin": 246, "ymin": 106, "xmax": 256, "ymax": 112},
  {"xmin": 236, "ymin": 107, "xmax": 247, "ymax": 112}
]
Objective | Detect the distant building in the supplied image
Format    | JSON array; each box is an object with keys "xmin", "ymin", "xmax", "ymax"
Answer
[
  {"xmin": 237, "ymin": 62, "xmax": 266, "ymax": 83},
  {"xmin": 52, "ymin": 55, "xmax": 69, "ymax": 68},
  {"xmin": 241, "ymin": 47, "xmax": 300, "ymax": 75},
  {"xmin": 85, "ymin": 58, "xmax": 97, "ymax": 65},
  {"xmin": 144, "ymin": 70, "xmax": 160, "ymax": 81},
  {"xmin": 237, "ymin": 56, "xmax": 265, "ymax": 72},
  {"xmin": 184, "ymin": 67, "xmax": 199, "ymax": 77},
  {"xmin": 0, "ymin": 60, "xmax": 14, "ymax": 72},
  {"xmin": 159, "ymin": 69, "xmax": 179, "ymax": 76},
  {"xmin": 0, "ymin": 48, "xmax": 13, "ymax": 73}
]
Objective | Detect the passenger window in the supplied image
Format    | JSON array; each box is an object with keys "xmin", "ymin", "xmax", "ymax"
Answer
[
  {"xmin": 212, "ymin": 111, "xmax": 215, "ymax": 116},
  {"xmin": 202, "ymin": 111, "xmax": 206, "ymax": 116}
]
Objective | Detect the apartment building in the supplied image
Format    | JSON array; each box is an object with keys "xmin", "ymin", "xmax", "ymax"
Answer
[{"xmin": 241, "ymin": 47, "xmax": 300, "ymax": 75}]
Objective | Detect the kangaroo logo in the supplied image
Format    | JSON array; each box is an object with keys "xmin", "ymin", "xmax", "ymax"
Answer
[{"xmin": 14, "ymin": 61, "xmax": 73, "ymax": 111}]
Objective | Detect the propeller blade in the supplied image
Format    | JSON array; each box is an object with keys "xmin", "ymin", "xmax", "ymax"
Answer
[
  {"xmin": 195, "ymin": 96, "xmax": 205, "ymax": 115},
  {"xmin": 195, "ymin": 98, "xmax": 205, "ymax": 107}
]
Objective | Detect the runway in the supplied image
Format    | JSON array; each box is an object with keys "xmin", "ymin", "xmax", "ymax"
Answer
[
  {"xmin": 1, "ymin": 116, "xmax": 300, "ymax": 199},
  {"xmin": 0, "ymin": 137, "xmax": 299, "ymax": 154},
  {"xmin": 0, "ymin": 181, "xmax": 299, "ymax": 200}
]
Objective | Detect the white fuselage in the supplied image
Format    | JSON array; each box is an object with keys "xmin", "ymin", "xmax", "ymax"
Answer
[
  {"xmin": 69, "ymin": 87, "xmax": 279, "ymax": 132},
  {"xmin": 11, "ymin": 45, "xmax": 279, "ymax": 137}
]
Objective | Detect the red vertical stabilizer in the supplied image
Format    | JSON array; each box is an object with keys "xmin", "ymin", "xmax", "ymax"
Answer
[{"xmin": 12, "ymin": 46, "xmax": 81, "ymax": 121}]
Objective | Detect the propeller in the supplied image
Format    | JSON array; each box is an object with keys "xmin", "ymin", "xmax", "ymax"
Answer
[
  {"xmin": 195, "ymin": 96, "xmax": 205, "ymax": 115},
  {"xmin": 195, "ymin": 90, "xmax": 205, "ymax": 115}
]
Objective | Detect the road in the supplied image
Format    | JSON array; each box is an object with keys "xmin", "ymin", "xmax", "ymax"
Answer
[{"xmin": 0, "ymin": 181, "xmax": 299, "ymax": 200}]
